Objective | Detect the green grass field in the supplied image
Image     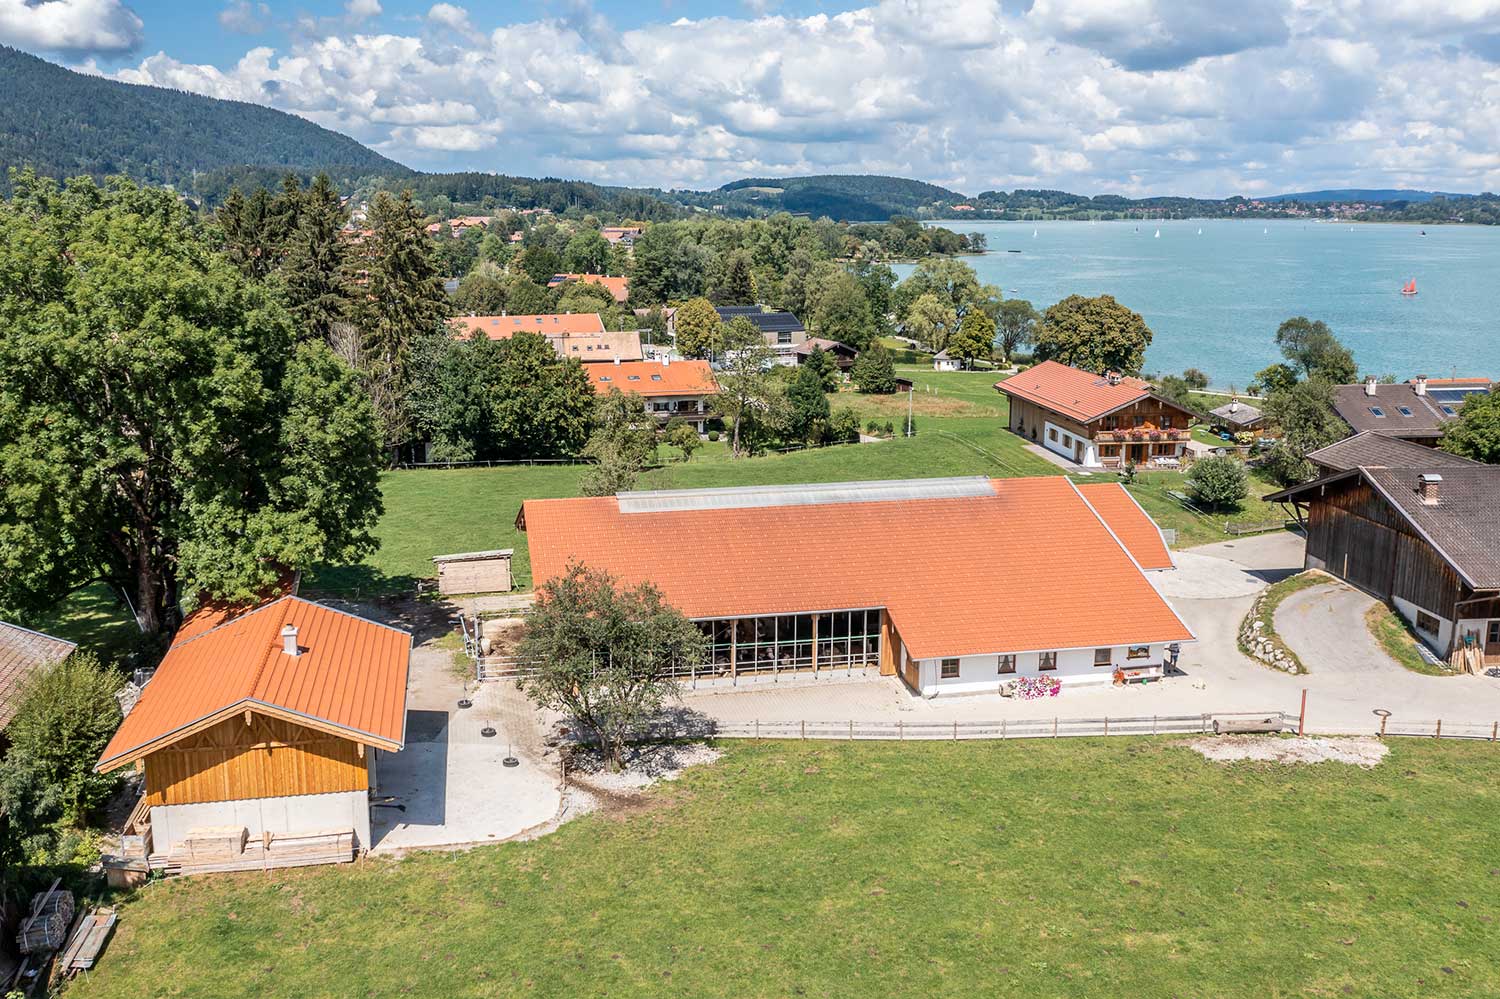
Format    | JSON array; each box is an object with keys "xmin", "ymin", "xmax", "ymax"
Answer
[{"xmin": 71, "ymin": 738, "xmax": 1500, "ymax": 999}]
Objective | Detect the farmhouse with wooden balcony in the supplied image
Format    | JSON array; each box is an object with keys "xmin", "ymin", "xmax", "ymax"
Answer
[
  {"xmin": 994, "ymin": 361, "xmax": 1195, "ymax": 468},
  {"xmin": 587, "ymin": 357, "xmax": 719, "ymax": 432}
]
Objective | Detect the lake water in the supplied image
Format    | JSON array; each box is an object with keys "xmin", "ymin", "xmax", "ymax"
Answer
[{"xmin": 898, "ymin": 220, "xmax": 1500, "ymax": 389}]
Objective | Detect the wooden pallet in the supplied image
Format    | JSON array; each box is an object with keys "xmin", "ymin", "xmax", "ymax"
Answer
[{"xmin": 59, "ymin": 907, "xmax": 116, "ymax": 975}]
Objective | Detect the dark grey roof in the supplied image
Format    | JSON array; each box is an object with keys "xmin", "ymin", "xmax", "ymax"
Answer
[
  {"xmin": 0, "ymin": 622, "xmax": 76, "ymax": 728},
  {"xmin": 714, "ymin": 306, "xmax": 805, "ymax": 334},
  {"xmin": 1208, "ymin": 400, "xmax": 1264, "ymax": 426},
  {"xmin": 1306, "ymin": 432, "xmax": 1480, "ymax": 473},
  {"xmin": 1269, "ymin": 463, "xmax": 1500, "ymax": 590},
  {"xmin": 1330, "ymin": 382, "xmax": 1465, "ymax": 437},
  {"xmin": 1363, "ymin": 466, "xmax": 1500, "ymax": 589}
]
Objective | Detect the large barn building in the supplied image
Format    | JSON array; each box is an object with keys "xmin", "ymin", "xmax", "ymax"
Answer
[{"xmin": 520, "ymin": 476, "xmax": 1191, "ymax": 697}]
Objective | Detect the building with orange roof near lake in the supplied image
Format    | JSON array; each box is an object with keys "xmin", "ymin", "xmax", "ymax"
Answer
[
  {"xmin": 448, "ymin": 314, "xmax": 643, "ymax": 363},
  {"xmin": 590, "ymin": 357, "xmax": 718, "ymax": 431},
  {"xmin": 519, "ymin": 476, "xmax": 1192, "ymax": 697}
]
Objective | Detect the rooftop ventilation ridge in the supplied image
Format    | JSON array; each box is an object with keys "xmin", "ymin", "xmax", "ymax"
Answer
[{"xmin": 615, "ymin": 477, "xmax": 994, "ymax": 514}]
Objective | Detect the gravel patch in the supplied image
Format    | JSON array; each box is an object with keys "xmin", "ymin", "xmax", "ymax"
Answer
[
  {"xmin": 568, "ymin": 742, "xmax": 723, "ymax": 793},
  {"xmin": 1186, "ymin": 735, "xmax": 1389, "ymax": 768}
]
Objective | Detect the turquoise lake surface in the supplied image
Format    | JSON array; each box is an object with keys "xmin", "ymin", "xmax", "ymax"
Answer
[{"xmin": 900, "ymin": 219, "xmax": 1499, "ymax": 389}]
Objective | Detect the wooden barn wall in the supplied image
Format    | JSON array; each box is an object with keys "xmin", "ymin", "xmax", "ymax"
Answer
[
  {"xmin": 143, "ymin": 713, "xmax": 368, "ymax": 807},
  {"xmin": 1307, "ymin": 480, "xmax": 1463, "ymax": 616}
]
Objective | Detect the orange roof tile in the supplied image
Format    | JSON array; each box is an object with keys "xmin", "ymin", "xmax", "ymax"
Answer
[
  {"xmin": 1075, "ymin": 482, "xmax": 1174, "ymax": 570},
  {"xmin": 995, "ymin": 360, "xmax": 1162, "ymax": 423},
  {"xmin": 547, "ymin": 273, "xmax": 630, "ymax": 302},
  {"xmin": 590, "ymin": 360, "xmax": 718, "ymax": 397},
  {"xmin": 522, "ymin": 477, "xmax": 1192, "ymax": 660},
  {"xmin": 98, "ymin": 597, "xmax": 410, "ymax": 771},
  {"xmin": 450, "ymin": 313, "xmax": 607, "ymax": 339}
]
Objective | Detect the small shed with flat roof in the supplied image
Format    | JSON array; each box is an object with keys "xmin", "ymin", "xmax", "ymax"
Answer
[{"xmin": 432, "ymin": 548, "xmax": 515, "ymax": 595}]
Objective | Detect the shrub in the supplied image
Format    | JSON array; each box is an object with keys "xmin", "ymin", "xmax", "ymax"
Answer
[
  {"xmin": 865, "ymin": 418, "xmax": 882, "ymax": 436},
  {"xmin": 830, "ymin": 407, "xmax": 861, "ymax": 444},
  {"xmin": 707, "ymin": 430, "xmax": 720, "ymax": 442},
  {"xmin": 883, "ymin": 420, "xmax": 895, "ymax": 436},
  {"xmin": 1187, "ymin": 454, "xmax": 1249, "ymax": 510}
]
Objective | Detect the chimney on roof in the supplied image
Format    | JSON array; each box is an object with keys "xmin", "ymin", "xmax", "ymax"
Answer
[
  {"xmin": 1413, "ymin": 374, "xmax": 1428, "ymax": 396},
  {"xmin": 1364, "ymin": 375, "xmax": 1378, "ymax": 397},
  {"xmin": 614, "ymin": 355, "xmax": 621, "ymax": 365},
  {"xmin": 1418, "ymin": 473, "xmax": 1442, "ymax": 505},
  {"xmin": 280, "ymin": 624, "xmax": 301, "ymax": 657},
  {"xmin": 1105, "ymin": 371, "xmax": 1121, "ymax": 386},
  {"xmin": 662, "ymin": 354, "xmax": 671, "ymax": 366}
]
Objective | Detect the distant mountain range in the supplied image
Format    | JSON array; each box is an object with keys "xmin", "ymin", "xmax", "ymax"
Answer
[
  {"xmin": 1260, "ymin": 189, "xmax": 1473, "ymax": 203},
  {"xmin": 0, "ymin": 45, "xmax": 405, "ymax": 195},
  {"xmin": 1, "ymin": 48, "xmax": 1493, "ymax": 225}
]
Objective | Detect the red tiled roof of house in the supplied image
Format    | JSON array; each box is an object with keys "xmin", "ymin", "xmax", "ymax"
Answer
[
  {"xmin": 98, "ymin": 597, "xmax": 410, "ymax": 771},
  {"xmin": 590, "ymin": 360, "xmax": 718, "ymax": 397},
  {"xmin": 522, "ymin": 477, "xmax": 1192, "ymax": 660},
  {"xmin": 0, "ymin": 622, "xmax": 76, "ymax": 729},
  {"xmin": 450, "ymin": 314, "xmax": 607, "ymax": 339},
  {"xmin": 1075, "ymin": 482, "xmax": 1174, "ymax": 570},
  {"xmin": 995, "ymin": 360, "xmax": 1158, "ymax": 423},
  {"xmin": 547, "ymin": 273, "xmax": 630, "ymax": 302}
]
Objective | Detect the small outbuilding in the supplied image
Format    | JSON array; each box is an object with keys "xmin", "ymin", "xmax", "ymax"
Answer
[
  {"xmin": 98, "ymin": 596, "xmax": 411, "ymax": 874},
  {"xmin": 432, "ymin": 548, "xmax": 515, "ymax": 595},
  {"xmin": 932, "ymin": 350, "xmax": 960, "ymax": 371},
  {"xmin": 1209, "ymin": 399, "xmax": 1265, "ymax": 433}
]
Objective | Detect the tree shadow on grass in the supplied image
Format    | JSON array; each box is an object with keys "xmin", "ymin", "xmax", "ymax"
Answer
[{"xmin": 302, "ymin": 562, "xmax": 424, "ymax": 600}]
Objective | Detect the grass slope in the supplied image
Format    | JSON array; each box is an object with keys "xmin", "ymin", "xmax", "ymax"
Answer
[{"xmin": 72, "ymin": 739, "xmax": 1500, "ymax": 998}]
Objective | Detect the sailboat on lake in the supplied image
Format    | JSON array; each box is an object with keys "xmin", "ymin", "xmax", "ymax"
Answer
[{"xmin": 1400, "ymin": 278, "xmax": 1418, "ymax": 297}]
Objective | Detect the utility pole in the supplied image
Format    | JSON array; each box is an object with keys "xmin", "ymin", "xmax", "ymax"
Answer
[{"xmin": 906, "ymin": 385, "xmax": 914, "ymax": 437}]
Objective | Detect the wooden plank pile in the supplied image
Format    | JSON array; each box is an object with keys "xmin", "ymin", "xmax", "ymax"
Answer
[
  {"xmin": 17, "ymin": 880, "xmax": 74, "ymax": 955},
  {"xmin": 59, "ymin": 907, "xmax": 117, "ymax": 976},
  {"xmin": 181, "ymin": 825, "xmax": 248, "ymax": 864},
  {"xmin": 167, "ymin": 827, "xmax": 357, "ymax": 875}
]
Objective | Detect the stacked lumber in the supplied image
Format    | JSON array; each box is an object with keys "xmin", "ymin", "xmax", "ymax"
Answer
[
  {"xmin": 59, "ymin": 907, "xmax": 117, "ymax": 975},
  {"xmin": 17, "ymin": 880, "xmax": 74, "ymax": 955},
  {"xmin": 172, "ymin": 828, "xmax": 356, "ymax": 875},
  {"xmin": 181, "ymin": 825, "xmax": 247, "ymax": 863}
]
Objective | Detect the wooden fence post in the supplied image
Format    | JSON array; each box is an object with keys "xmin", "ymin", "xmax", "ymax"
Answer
[
  {"xmin": 1001, "ymin": 718, "xmax": 1006, "ymax": 739},
  {"xmin": 1053, "ymin": 717, "xmax": 1058, "ymax": 738},
  {"xmin": 1298, "ymin": 688, "xmax": 1307, "ymax": 736},
  {"xmin": 1492, "ymin": 721, "xmax": 1497, "ymax": 743},
  {"xmin": 755, "ymin": 719, "xmax": 760, "ymax": 741},
  {"xmin": 1152, "ymin": 715, "xmax": 1157, "ymax": 735},
  {"xmin": 1435, "ymin": 719, "xmax": 1442, "ymax": 740},
  {"xmin": 801, "ymin": 720, "xmax": 806, "ymax": 740},
  {"xmin": 953, "ymin": 720, "xmax": 958, "ymax": 741},
  {"xmin": 899, "ymin": 719, "xmax": 903, "ymax": 741},
  {"xmin": 849, "ymin": 720, "xmax": 854, "ymax": 741},
  {"xmin": 1104, "ymin": 716, "xmax": 1109, "ymax": 737}
]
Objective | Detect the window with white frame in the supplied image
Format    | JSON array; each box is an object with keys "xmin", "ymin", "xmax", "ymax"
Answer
[{"xmin": 940, "ymin": 658, "xmax": 960, "ymax": 679}]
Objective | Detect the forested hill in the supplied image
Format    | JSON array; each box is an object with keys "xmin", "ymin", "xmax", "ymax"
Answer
[
  {"xmin": 714, "ymin": 175, "xmax": 967, "ymax": 220},
  {"xmin": 0, "ymin": 46, "xmax": 406, "ymax": 195}
]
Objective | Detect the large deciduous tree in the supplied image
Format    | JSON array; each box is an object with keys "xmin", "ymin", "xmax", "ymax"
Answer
[
  {"xmin": 712, "ymin": 317, "xmax": 779, "ymax": 457},
  {"xmin": 810, "ymin": 269, "xmax": 873, "ymax": 350},
  {"xmin": 949, "ymin": 310, "xmax": 997, "ymax": 369},
  {"xmin": 852, "ymin": 341, "xmax": 898, "ymax": 394},
  {"xmin": 1274, "ymin": 317, "xmax": 1357, "ymax": 384},
  {"xmin": 0, "ymin": 176, "xmax": 384, "ymax": 636},
  {"xmin": 1035, "ymin": 294, "xmax": 1153, "ymax": 375},
  {"xmin": 579, "ymin": 389, "xmax": 659, "ymax": 496},
  {"xmin": 519, "ymin": 562, "xmax": 708, "ymax": 770},
  {"xmin": 994, "ymin": 298, "xmax": 1039, "ymax": 361},
  {"xmin": 1439, "ymin": 389, "xmax": 1500, "ymax": 464},
  {"xmin": 1261, "ymin": 378, "xmax": 1348, "ymax": 485},
  {"xmin": 674, "ymin": 297, "xmax": 723, "ymax": 359}
]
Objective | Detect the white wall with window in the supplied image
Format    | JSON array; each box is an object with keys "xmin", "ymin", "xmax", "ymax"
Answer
[
  {"xmin": 911, "ymin": 643, "xmax": 1168, "ymax": 696},
  {"xmin": 1043, "ymin": 420, "xmax": 1099, "ymax": 467},
  {"xmin": 1394, "ymin": 595, "xmax": 1454, "ymax": 654}
]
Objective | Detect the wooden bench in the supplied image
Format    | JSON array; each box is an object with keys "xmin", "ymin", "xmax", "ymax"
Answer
[{"xmin": 1213, "ymin": 716, "xmax": 1287, "ymax": 735}]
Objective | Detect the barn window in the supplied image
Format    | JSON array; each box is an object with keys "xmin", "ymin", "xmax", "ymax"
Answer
[
  {"xmin": 1415, "ymin": 611, "xmax": 1441, "ymax": 636},
  {"xmin": 939, "ymin": 659, "xmax": 960, "ymax": 679}
]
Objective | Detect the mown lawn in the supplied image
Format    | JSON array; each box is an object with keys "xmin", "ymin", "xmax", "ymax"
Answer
[{"xmin": 72, "ymin": 739, "xmax": 1500, "ymax": 999}]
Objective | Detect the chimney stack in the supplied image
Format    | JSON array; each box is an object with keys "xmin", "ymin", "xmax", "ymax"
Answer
[
  {"xmin": 614, "ymin": 355, "xmax": 621, "ymax": 365},
  {"xmin": 1105, "ymin": 370, "xmax": 1121, "ymax": 386},
  {"xmin": 1418, "ymin": 473, "xmax": 1442, "ymax": 505},
  {"xmin": 281, "ymin": 624, "xmax": 301, "ymax": 657},
  {"xmin": 1364, "ymin": 375, "xmax": 1378, "ymax": 397},
  {"xmin": 1413, "ymin": 374, "xmax": 1428, "ymax": 396}
]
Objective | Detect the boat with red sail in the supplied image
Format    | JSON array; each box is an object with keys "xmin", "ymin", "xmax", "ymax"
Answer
[{"xmin": 1400, "ymin": 278, "xmax": 1417, "ymax": 296}]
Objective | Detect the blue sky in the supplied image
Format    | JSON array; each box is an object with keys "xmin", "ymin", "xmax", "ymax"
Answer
[{"xmin": 5, "ymin": 1, "xmax": 1499, "ymax": 196}]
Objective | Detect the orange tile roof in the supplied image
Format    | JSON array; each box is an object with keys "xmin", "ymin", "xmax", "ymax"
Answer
[
  {"xmin": 1075, "ymin": 482, "xmax": 1174, "ymax": 570},
  {"xmin": 590, "ymin": 360, "xmax": 718, "ymax": 397},
  {"xmin": 98, "ymin": 597, "xmax": 410, "ymax": 771},
  {"xmin": 995, "ymin": 360, "xmax": 1160, "ymax": 423},
  {"xmin": 450, "ymin": 313, "xmax": 607, "ymax": 339},
  {"xmin": 522, "ymin": 477, "xmax": 1192, "ymax": 660},
  {"xmin": 548, "ymin": 273, "xmax": 630, "ymax": 302}
]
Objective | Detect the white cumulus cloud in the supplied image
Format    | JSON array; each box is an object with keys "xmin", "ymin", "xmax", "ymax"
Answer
[{"xmin": 0, "ymin": 0, "xmax": 143, "ymax": 54}]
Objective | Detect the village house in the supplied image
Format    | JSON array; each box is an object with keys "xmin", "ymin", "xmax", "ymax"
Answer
[
  {"xmin": 1209, "ymin": 398, "xmax": 1266, "ymax": 434},
  {"xmin": 0, "ymin": 622, "xmax": 76, "ymax": 733},
  {"xmin": 1268, "ymin": 445, "xmax": 1500, "ymax": 671},
  {"xmin": 424, "ymin": 216, "xmax": 493, "ymax": 237},
  {"xmin": 715, "ymin": 306, "xmax": 809, "ymax": 364},
  {"xmin": 601, "ymin": 226, "xmax": 643, "ymax": 247},
  {"xmin": 519, "ymin": 476, "xmax": 1191, "ymax": 697},
  {"xmin": 588, "ymin": 358, "xmax": 719, "ymax": 432},
  {"xmin": 994, "ymin": 361, "xmax": 1195, "ymax": 468},
  {"xmin": 448, "ymin": 314, "xmax": 643, "ymax": 363},
  {"xmin": 932, "ymin": 349, "xmax": 960, "ymax": 371},
  {"xmin": 1330, "ymin": 375, "xmax": 1493, "ymax": 444},
  {"xmin": 546, "ymin": 273, "xmax": 630, "ymax": 303},
  {"xmin": 792, "ymin": 338, "xmax": 859, "ymax": 373},
  {"xmin": 97, "ymin": 595, "xmax": 411, "ymax": 875}
]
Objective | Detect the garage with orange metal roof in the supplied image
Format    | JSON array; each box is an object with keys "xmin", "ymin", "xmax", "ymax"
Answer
[{"xmin": 520, "ymin": 476, "xmax": 1192, "ymax": 697}]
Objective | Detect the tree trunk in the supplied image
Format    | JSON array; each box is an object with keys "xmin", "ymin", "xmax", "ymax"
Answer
[{"xmin": 731, "ymin": 413, "xmax": 743, "ymax": 459}]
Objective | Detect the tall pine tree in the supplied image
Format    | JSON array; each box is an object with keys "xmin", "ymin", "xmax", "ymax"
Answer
[{"xmin": 279, "ymin": 173, "xmax": 351, "ymax": 344}]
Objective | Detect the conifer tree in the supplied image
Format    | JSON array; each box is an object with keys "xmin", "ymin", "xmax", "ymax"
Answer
[{"xmin": 279, "ymin": 173, "xmax": 351, "ymax": 344}]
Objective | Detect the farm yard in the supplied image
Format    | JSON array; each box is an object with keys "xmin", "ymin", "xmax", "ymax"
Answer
[{"xmin": 69, "ymin": 737, "xmax": 1500, "ymax": 999}]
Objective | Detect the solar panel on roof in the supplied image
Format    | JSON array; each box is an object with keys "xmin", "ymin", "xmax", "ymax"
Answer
[{"xmin": 616, "ymin": 477, "xmax": 995, "ymax": 514}]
